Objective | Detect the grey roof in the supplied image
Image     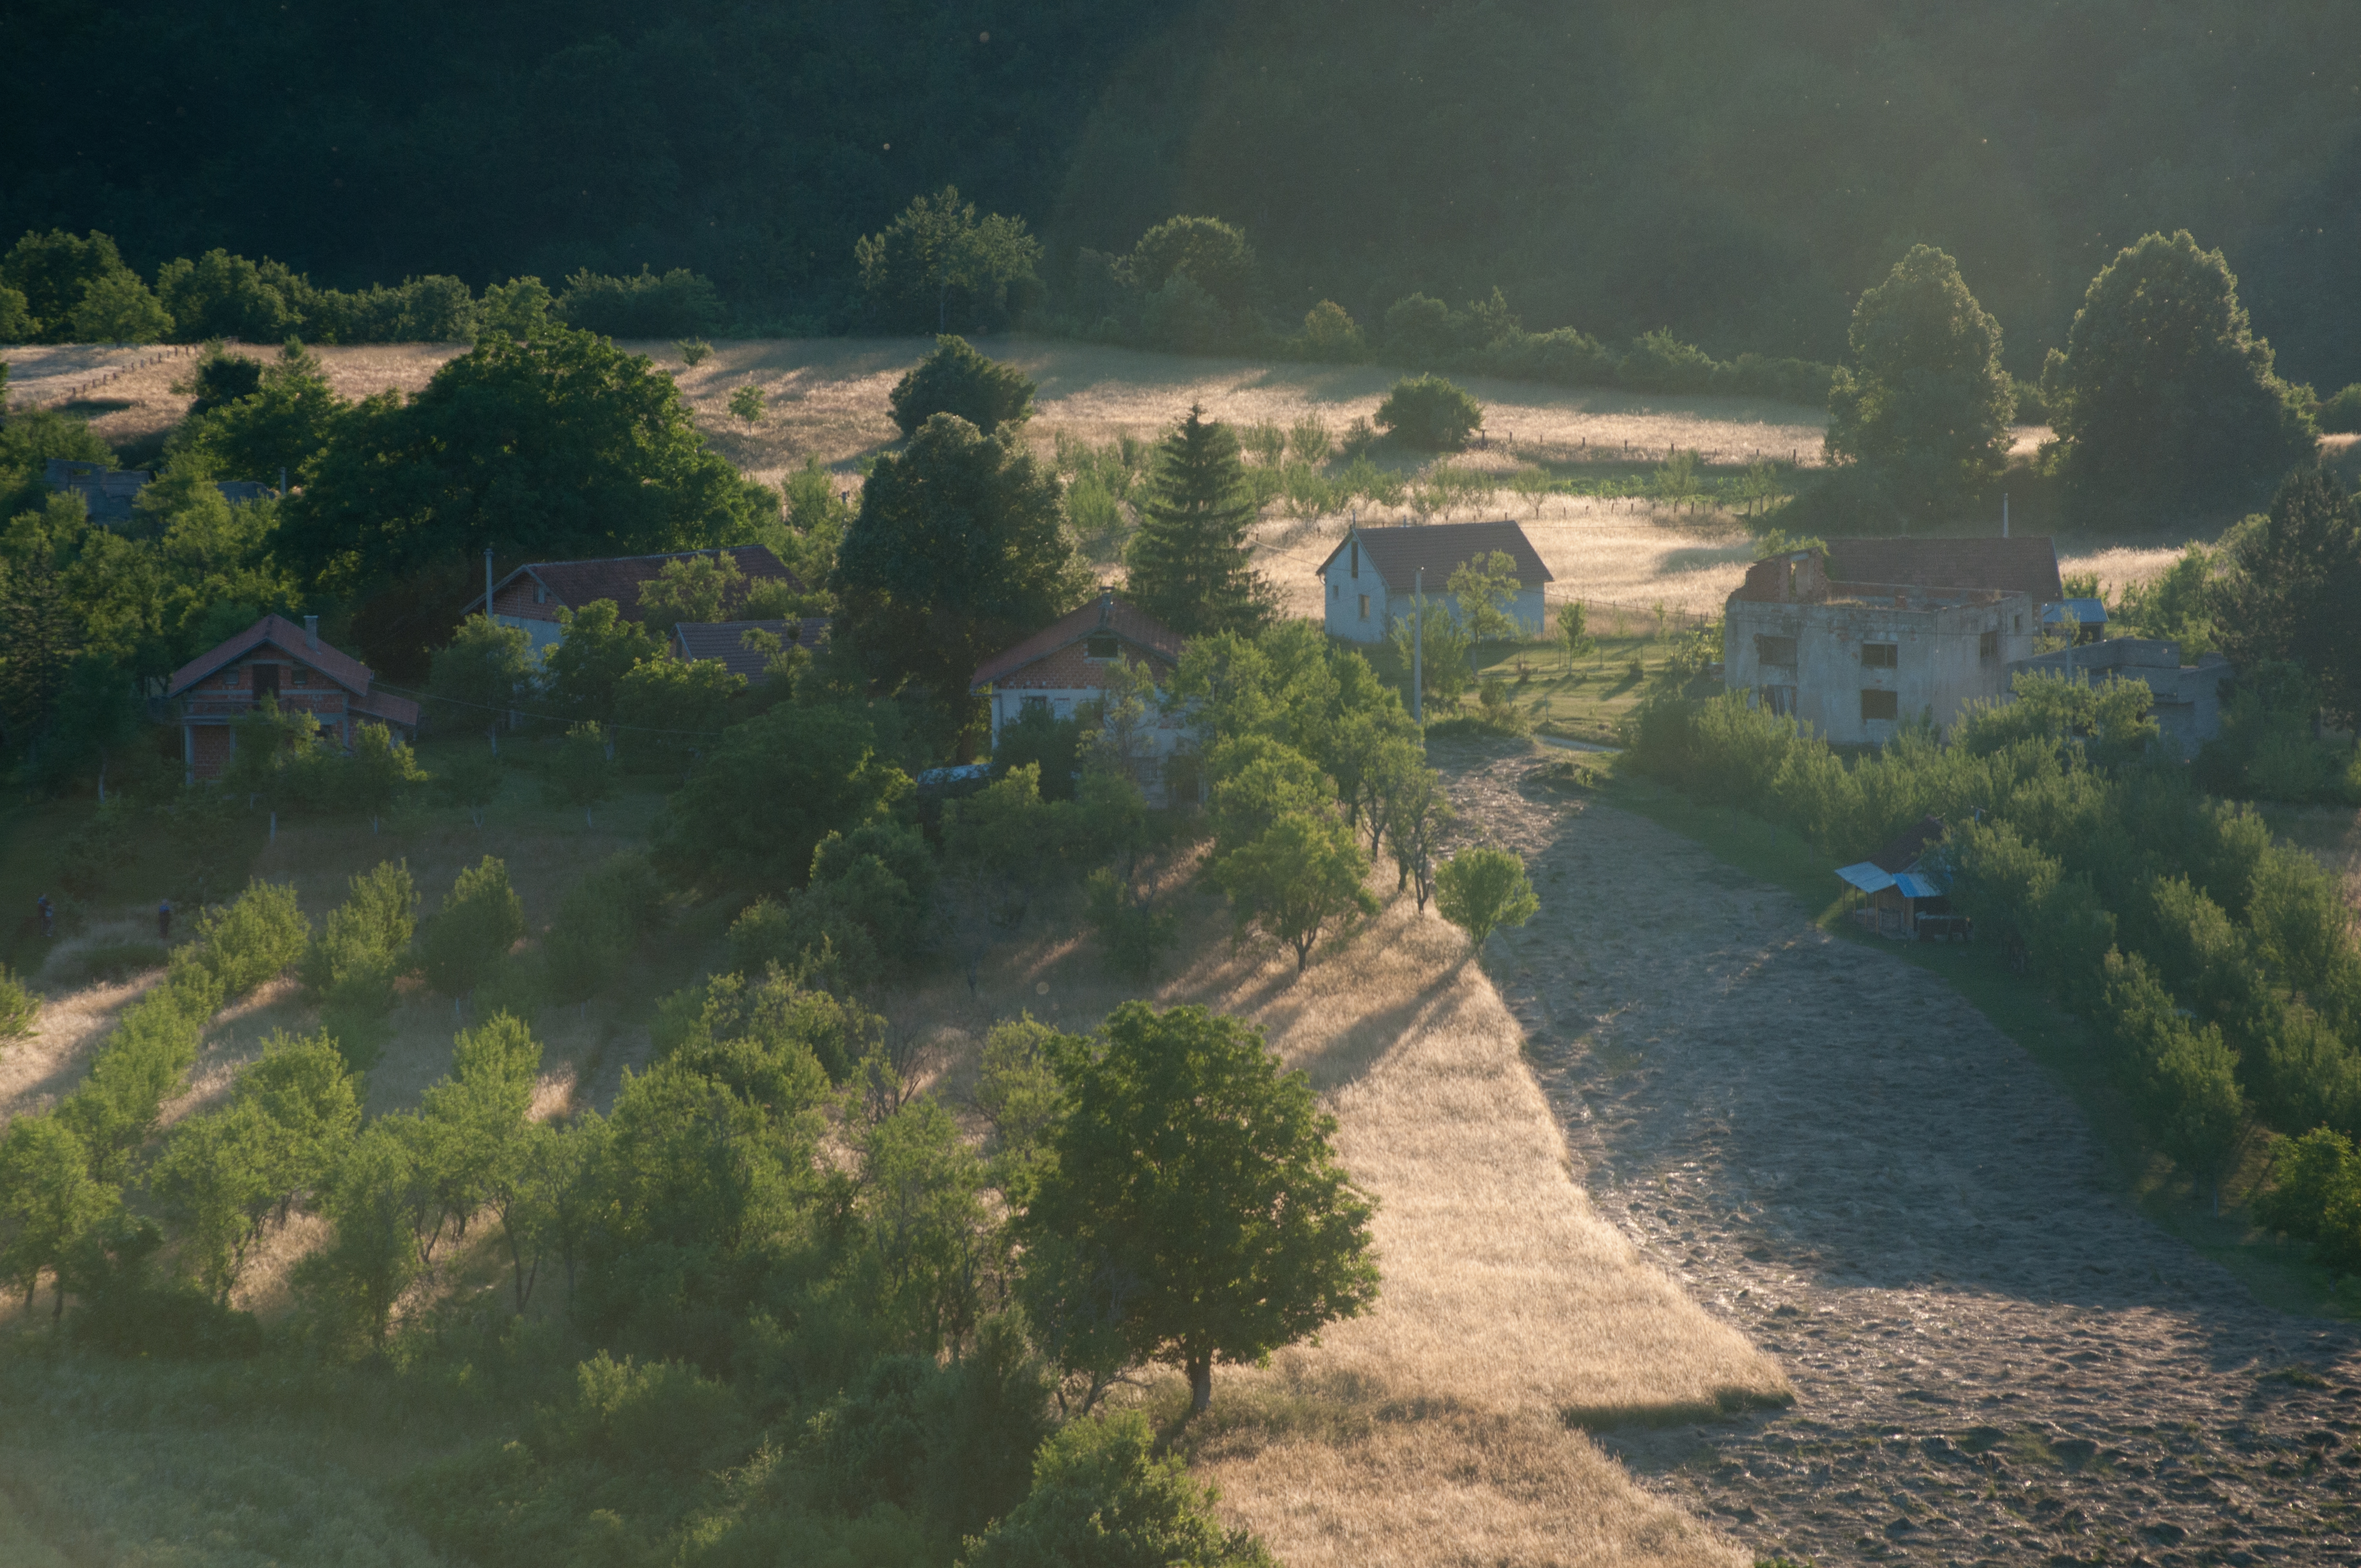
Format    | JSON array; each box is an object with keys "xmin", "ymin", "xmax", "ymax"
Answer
[
  {"xmin": 43, "ymin": 459, "xmax": 278, "ymax": 525},
  {"xmin": 671, "ymin": 618, "xmax": 829, "ymax": 681},
  {"xmin": 1824, "ymin": 537, "xmax": 2063, "ymax": 603},
  {"xmin": 1316, "ymin": 520, "xmax": 1553, "ymax": 591}
]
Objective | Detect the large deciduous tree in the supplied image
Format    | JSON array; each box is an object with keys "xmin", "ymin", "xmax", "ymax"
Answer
[
  {"xmin": 287, "ymin": 329, "xmax": 775, "ymax": 661},
  {"xmin": 656, "ymin": 703, "xmax": 911, "ymax": 892},
  {"xmin": 2041, "ymin": 231, "xmax": 2318, "ymax": 526},
  {"xmin": 2210, "ymin": 466, "xmax": 2361, "ymax": 726},
  {"xmin": 1018, "ymin": 1001, "xmax": 1379, "ymax": 1415},
  {"xmin": 833, "ymin": 413, "xmax": 1088, "ymax": 732},
  {"xmin": 886, "ymin": 335, "xmax": 1036, "ymax": 439},
  {"xmin": 1123, "ymin": 406, "xmax": 1274, "ymax": 639},
  {"xmin": 855, "ymin": 187, "xmax": 1042, "ymax": 334},
  {"xmin": 1823, "ymin": 243, "xmax": 2012, "ymax": 519}
]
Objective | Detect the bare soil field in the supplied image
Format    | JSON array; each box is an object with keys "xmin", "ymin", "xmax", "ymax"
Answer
[{"xmin": 1440, "ymin": 739, "xmax": 2361, "ymax": 1567}]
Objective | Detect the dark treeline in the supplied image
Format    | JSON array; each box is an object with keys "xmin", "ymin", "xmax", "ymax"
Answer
[{"xmin": 7, "ymin": 1, "xmax": 2361, "ymax": 383}]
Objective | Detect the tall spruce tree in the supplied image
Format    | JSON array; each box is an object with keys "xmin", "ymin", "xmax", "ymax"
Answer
[{"xmin": 1124, "ymin": 406, "xmax": 1274, "ymax": 637}]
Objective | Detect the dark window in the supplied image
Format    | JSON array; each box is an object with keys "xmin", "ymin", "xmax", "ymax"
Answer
[
  {"xmin": 1021, "ymin": 695, "xmax": 1048, "ymax": 715},
  {"xmin": 1350, "ymin": 540, "xmax": 1359, "ymax": 579},
  {"xmin": 1755, "ymin": 634, "xmax": 1797, "ymax": 666},
  {"xmin": 1358, "ymin": 594, "xmax": 1370, "ymax": 621},
  {"xmin": 251, "ymin": 663, "xmax": 280, "ymax": 697},
  {"xmin": 1084, "ymin": 633, "xmax": 1118, "ymax": 660},
  {"xmin": 1861, "ymin": 642, "xmax": 1898, "ymax": 668},
  {"xmin": 1760, "ymin": 685, "xmax": 1797, "ymax": 717},
  {"xmin": 293, "ymin": 667, "xmax": 311, "ymax": 687},
  {"xmin": 2014, "ymin": 613, "xmax": 2025, "ymax": 633},
  {"xmin": 1978, "ymin": 629, "xmax": 2000, "ymax": 661},
  {"xmin": 1860, "ymin": 688, "xmax": 1898, "ymax": 721}
]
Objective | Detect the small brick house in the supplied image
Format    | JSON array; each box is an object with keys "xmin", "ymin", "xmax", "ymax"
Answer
[
  {"xmin": 166, "ymin": 614, "xmax": 421, "ymax": 782},
  {"xmin": 970, "ymin": 593, "xmax": 1193, "ymax": 802},
  {"xmin": 460, "ymin": 546, "xmax": 799, "ymax": 658}
]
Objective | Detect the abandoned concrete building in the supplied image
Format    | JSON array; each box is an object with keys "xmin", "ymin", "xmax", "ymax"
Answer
[
  {"xmin": 2008, "ymin": 636, "xmax": 2231, "ymax": 759},
  {"xmin": 1722, "ymin": 548, "xmax": 2037, "ymax": 745}
]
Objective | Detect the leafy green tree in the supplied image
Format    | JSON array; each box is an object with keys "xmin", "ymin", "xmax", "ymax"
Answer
[
  {"xmin": 421, "ymin": 856, "xmax": 527, "ymax": 1003},
  {"xmin": 1557, "ymin": 600, "xmax": 1596, "ymax": 671},
  {"xmin": 727, "ymin": 382, "xmax": 765, "ymax": 423},
  {"xmin": 436, "ymin": 748, "xmax": 504, "ymax": 830},
  {"xmin": 1124, "ymin": 216, "xmax": 1256, "ymax": 314},
  {"xmin": 657, "ymin": 702, "xmax": 911, "ymax": 891},
  {"xmin": 419, "ymin": 1011, "xmax": 541, "ymax": 1301},
  {"xmin": 1823, "ymin": 244, "xmax": 2012, "ymax": 518},
  {"xmin": 635, "ymin": 549, "xmax": 744, "ymax": 636},
  {"xmin": 1124, "ymin": 406, "xmax": 1274, "ymax": 638},
  {"xmin": 1293, "ymin": 300, "xmax": 1365, "ymax": 360},
  {"xmin": 544, "ymin": 721, "xmax": 614, "ymax": 827},
  {"xmin": 1380, "ymin": 760, "xmax": 1453, "ymax": 911},
  {"xmin": 962, "ymin": 1407, "xmax": 1276, "ymax": 1568},
  {"xmin": 176, "ymin": 339, "xmax": 347, "ymax": 484},
  {"xmin": 1446, "ymin": 549, "xmax": 1522, "ymax": 644},
  {"xmin": 1387, "ymin": 589, "xmax": 1476, "ymax": 708},
  {"xmin": 428, "ymin": 616, "xmax": 533, "ymax": 752},
  {"xmin": 612, "ymin": 655, "xmax": 744, "ymax": 770},
  {"xmin": 297, "ymin": 1119, "xmax": 422, "ymax": 1352},
  {"xmin": 2041, "ymin": 231, "xmax": 2318, "ymax": 525},
  {"xmin": 0, "ymin": 965, "xmax": 35, "ymax": 1041},
  {"xmin": 303, "ymin": 861, "xmax": 416, "ymax": 1063},
  {"xmin": 0, "ymin": 1114, "xmax": 117, "ymax": 1319},
  {"xmin": 1017, "ymin": 1002, "xmax": 1378, "ymax": 1414},
  {"xmin": 478, "ymin": 276, "xmax": 557, "ymax": 340},
  {"xmin": 1212, "ymin": 810, "xmax": 1380, "ymax": 972},
  {"xmin": 556, "ymin": 266, "xmax": 724, "ymax": 339},
  {"xmin": 0, "ymin": 287, "xmax": 30, "ymax": 341},
  {"xmin": 156, "ymin": 249, "xmax": 304, "ymax": 342},
  {"xmin": 542, "ymin": 599, "xmax": 662, "ymax": 723},
  {"xmin": 1434, "ymin": 846, "xmax": 1540, "ymax": 952},
  {"xmin": 834, "ymin": 412, "xmax": 1089, "ymax": 730},
  {"xmin": 888, "ymin": 335, "xmax": 1037, "ymax": 439},
  {"xmin": 287, "ymin": 329, "xmax": 774, "ymax": 607},
  {"xmin": 1374, "ymin": 374, "xmax": 1482, "ymax": 450},
  {"xmin": 342, "ymin": 721, "xmax": 427, "ymax": 832},
  {"xmin": 1, "ymin": 230, "xmax": 135, "ymax": 341},
  {"xmin": 2210, "ymin": 467, "xmax": 2361, "ymax": 726},
  {"xmin": 68, "ymin": 270, "xmax": 173, "ymax": 344},
  {"xmin": 855, "ymin": 187, "xmax": 1043, "ymax": 333}
]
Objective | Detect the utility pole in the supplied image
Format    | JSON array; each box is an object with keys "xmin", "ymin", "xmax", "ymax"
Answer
[
  {"xmin": 2002, "ymin": 491, "xmax": 2009, "ymax": 538},
  {"xmin": 484, "ymin": 546, "xmax": 494, "ymax": 619},
  {"xmin": 1412, "ymin": 567, "xmax": 1423, "ymax": 726}
]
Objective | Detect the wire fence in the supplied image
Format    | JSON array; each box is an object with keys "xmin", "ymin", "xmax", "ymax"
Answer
[{"xmin": 4, "ymin": 342, "xmax": 203, "ymax": 407}]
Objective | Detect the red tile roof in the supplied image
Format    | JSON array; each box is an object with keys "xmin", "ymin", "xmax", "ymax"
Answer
[
  {"xmin": 1825, "ymin": 538, "xmax": 2062, "ymax": 603},
  {"xmin": 167, "ymin": 614, "xmax": 378, "ymax": 701},
  {"xmin": 1314, "ymin": 520, "xmax": 1553, "ymax": 590},
  {"xmin": 970, "ymin": 594, "xmax": 1185, "ymax": 690},
  {"xmin": 464, "ymin": 546, "xmax": 799, "ymax": 623}
]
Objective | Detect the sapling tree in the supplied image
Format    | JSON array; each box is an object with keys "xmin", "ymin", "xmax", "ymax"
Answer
[
  {"xmin": 0, "ymin": 1113, "xmax": 117, "ymax": 1320},
  {"xmin": 543, "ymin": 720, "xmax": 614, "ymax": 827},
  {"xmin": 1434, "ymin": 846, "xmax": 1541, "ymax": 953},
  {"xmin": 420, "ymin": 856, "xmax": 527, "ymax": 1007},
  {"xmin": 1212, "ymin": 810, "xmax": 1380, "ymax": 972},
  {"xmin": 428, "ymin": 616, "xmax": 532, "ymax": 754},
  {"xmin": 1557, "ymin": 600, "xmax": 1596, "ymax": 672},
  {"xmin": 1381, "ymin": 763, "xmax": 1454, "ymax": 911},
  {"xmin": 437, "ymin": 748, "xmax": 504, "ymax": 830},
  {"xmin": 343, "ymin": 721, "xmax": 427, "ymax": 832},
  {"xmin": 1446, "ymin": 549, "xmax": 1521, "ymax": 645},
  {"xmin": 1016, "ymin": 1002, "xmax": 1379, "ymax": 1415}
]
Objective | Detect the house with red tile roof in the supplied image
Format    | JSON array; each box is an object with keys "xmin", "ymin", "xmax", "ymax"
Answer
[
  {"xmin": 459, "ymin": 546, "xmax": 799, "ymax": 658},
  {"xmin": 970, "ymin": 593, "xmax": 1194, "ymax": 802},
  {"xmin": 167, "ymin": 614, "xmax": 420, "ymax": 782}
]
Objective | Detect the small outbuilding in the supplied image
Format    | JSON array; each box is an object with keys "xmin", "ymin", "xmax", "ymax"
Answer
[
  {"xmin": 166, "ymin": 614, "xmax": 420, "ymax": 783},
  {"xmin": 670, "ymin": 618, "xmax": 831, "ymax": 682},
  {"xmin": 1834, "ymin": 814, "xmax": 1966, "ymax": 941},
  {"xmin": 1314, "ymin": 519, "xmax": 1552, "ymax": 644}
]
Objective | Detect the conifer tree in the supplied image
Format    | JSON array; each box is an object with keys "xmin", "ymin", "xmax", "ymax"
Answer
[{"xmin": 1124, "ymin": 406, "xmax": 1274, "ymax": 638}]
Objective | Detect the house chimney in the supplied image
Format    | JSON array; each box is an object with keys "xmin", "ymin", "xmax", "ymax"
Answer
[{"xmin": 304, "ymin": 614, "xmax": 319, "ymax": 649}]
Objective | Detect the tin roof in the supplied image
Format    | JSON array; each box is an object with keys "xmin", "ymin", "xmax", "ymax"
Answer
[{"xmin": 1315, "ymin": 520, "xmax": 1553, "ymax": 591}]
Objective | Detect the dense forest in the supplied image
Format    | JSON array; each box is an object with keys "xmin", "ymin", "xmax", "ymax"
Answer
[{"xmin": 8, "ymin": 1, "xmax": 2360, "ymax": 381}]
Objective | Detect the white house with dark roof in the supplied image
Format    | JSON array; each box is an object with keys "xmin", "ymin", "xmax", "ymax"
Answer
[{"xmin": 1315, "ymin": 520, "xmax": 1553, "ymax": 643}]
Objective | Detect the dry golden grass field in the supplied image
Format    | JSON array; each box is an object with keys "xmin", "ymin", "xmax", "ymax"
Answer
[{"xmin": 3, "ymin": 335, "xmax": 2197, "ymax": 623}]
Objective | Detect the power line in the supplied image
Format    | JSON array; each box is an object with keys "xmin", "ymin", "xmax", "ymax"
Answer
[{"xmin": 369, "ymin": 682, "xmax": 733, "ymax": 738}]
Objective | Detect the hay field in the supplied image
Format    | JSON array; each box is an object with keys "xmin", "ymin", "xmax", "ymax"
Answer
[{"xmin": 5, "ymin": 333, "xmax": 2185, "ymax": 618}]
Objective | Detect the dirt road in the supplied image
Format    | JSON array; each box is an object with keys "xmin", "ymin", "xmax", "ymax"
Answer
[{"xmin": 1438, "ymin": 742, "xmax": 2361, "ymax": 1567}]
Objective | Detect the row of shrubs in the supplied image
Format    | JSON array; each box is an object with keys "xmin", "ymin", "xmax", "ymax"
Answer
[
  {"xmin": 0, "ymin": 228, "xmax": 727, "ymax": 346},
  {"xmin": 1622, "ymin": 674, "xmax": 2361, "ymax": 1254}
]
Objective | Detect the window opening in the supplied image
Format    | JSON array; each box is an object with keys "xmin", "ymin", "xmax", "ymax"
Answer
[
  {"xmin": 1860, "ymin": 688, "xmax": 1898, "ymax": 721},
  {"xmin": 1358, "ymin": 594, "xmax": 1370, "ymax": 621},
  {"xmin": 1861, "ymin": 642, "xmax": 1898, "ymax": 668},
  {"xmin": 1755, "ymin": 634, "xmax": 1797, "ymax": 666}
]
